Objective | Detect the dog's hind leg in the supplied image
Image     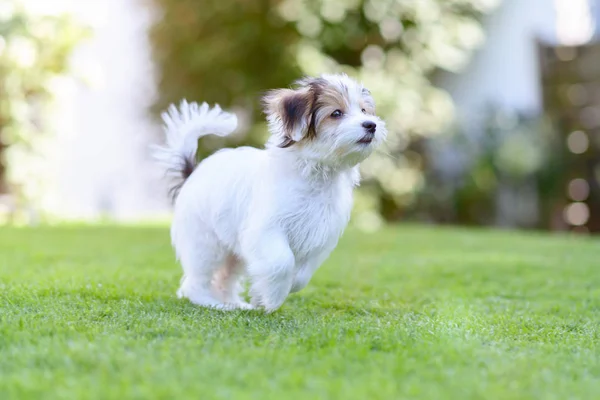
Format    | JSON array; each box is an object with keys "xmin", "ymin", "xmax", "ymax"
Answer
[
  {"xmin": 212, "ymin": 254, "xmax": 253, "ymax": 309},
  {"xmin": 172, "ymin": 220, "xmax": 232, "ymax": 309}
]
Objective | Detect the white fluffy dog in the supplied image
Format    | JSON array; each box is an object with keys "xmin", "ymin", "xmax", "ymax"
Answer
[{"xmin": 153, "ymin": 74, "xmax": 386, "ymax": 312}]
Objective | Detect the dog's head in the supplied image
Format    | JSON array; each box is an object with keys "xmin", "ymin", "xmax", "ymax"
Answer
[{"xmin": 263, "ymin": 74, "xmax": 386, "ymax": 166}]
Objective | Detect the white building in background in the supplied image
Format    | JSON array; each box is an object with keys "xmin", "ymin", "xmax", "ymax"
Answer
[{"xmin": 25, "ymin": 0, "xmax": 170, "ymax": 221}]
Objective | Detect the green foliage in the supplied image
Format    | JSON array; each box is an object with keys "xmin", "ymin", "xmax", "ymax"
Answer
[
  {"xmin": 148, "ymin": 0, "xmax": 499, "ymax": 216},
  {"xmin": 2, "ymin": 225, "xmax": 600, "ymax": 399},
  {"xmin": 0, "ymin": 2, "xmax": 85, "ymax": 221}
]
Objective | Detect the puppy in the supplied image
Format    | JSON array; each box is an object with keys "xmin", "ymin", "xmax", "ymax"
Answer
[{"xmin": 153, "ymin": 74, "xmax": 386, "ymax": 311}]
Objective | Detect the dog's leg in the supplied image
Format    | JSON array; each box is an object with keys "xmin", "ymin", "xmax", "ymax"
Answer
[
  {"xmin": 244, "ymin": 232, "xmax": 295, "ymax": 313},
  {"xmin": 173, "ymin": 222, "xmax": 230, "ymax": 309},
  {"xmin": 212, "ymin": 253, "xmax": 253, "ymax": 310},
  {"xmin": 178, "ymin": 257, "xmax": 226, "ymax": 309}
]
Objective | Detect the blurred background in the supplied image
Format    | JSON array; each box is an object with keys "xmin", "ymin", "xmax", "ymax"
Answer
[{"xmin": 1, "ymin": 0, "xmax": 599, "ymax": 234}]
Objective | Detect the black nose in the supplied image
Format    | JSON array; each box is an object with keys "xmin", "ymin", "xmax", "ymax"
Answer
[{"xmin": 362, "ymin": 121, "xmax": 376, "ymax": 133}]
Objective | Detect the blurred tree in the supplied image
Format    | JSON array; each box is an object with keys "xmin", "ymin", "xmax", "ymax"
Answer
[
  {"xmin": 539, "ymin": 42, "xmax": 600, "ymax": 233},
  {"xmin": 148, "ymin": 0, "xmax": 302, "ymax": 156},
  {"xmin": 420, "ymin": 106, "xmax": 563, "ymax": 229},
  {"xmin": 0, "ymin": 2, "xmax": 84, "ymax": 222},
  {"xmin": 148, "ymin": 0, "xmax": 500, "ymax": 222}
]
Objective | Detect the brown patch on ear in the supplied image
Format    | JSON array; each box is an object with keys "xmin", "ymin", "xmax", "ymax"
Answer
[
  {"xmin": 281, "ymin": 90, "xmax": 311, "ymax": 136},
  {"xmin": 303, "ymin": 78, "xmax": 327, "ymax": 141},
  {"xmin": 263, "ymin": 79, "xmax": 324, "ymax": 146}
]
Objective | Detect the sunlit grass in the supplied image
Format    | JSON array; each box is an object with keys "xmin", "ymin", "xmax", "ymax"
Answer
[{"xmin": 1, "ymin": 225, "xmax": 599, "ymax": 399}]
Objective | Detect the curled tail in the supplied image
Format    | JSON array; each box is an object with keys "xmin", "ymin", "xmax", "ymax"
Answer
[{"xmin": 152, "ymin": 100, "xmax": 237, "ymax": 200}]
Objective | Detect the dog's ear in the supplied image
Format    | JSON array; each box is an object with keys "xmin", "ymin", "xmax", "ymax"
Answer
[{"xmin": 262, "ymin": 86, "xmax": 315, "ymax": 146}]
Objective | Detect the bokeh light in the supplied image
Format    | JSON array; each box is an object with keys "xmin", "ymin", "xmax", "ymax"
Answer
[
  {"xmin": 567, "ymin": 178, "xmax": 590, "ymax": 201},
  {"xmin": 566, "ymin": 130, "xmax": 589, "ymax": 154},
  {"xmin": 379, "ymin": 17, "xmax": 403, "ymax": 42},
  {"xmin": 361, "ymin": 45, "xmax": 385, "ymax": 69},
  {"xmin": 563, "ymin": 202, "xmax": 590, "ymax": 226}
]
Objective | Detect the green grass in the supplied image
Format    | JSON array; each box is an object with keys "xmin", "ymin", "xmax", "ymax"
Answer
[{"xmin": 1, "ymin": 225, "xmax": 599, "ymax": 399}]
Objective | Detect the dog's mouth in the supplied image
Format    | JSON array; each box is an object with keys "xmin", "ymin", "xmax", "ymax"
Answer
[{"xmin": 357, "ymin": 133, "xmax": 374, "ymax": 144}]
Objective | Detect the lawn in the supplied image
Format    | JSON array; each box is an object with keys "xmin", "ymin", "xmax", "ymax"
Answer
[{"xmin": 0, "ymin": 225, "xmax": 599, "ymax": 399}]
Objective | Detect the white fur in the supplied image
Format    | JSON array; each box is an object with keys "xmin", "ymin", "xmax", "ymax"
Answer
[
  {"xmin": 151, "ymin": 100, "xmax": 237, "ymax": 180},
  {"xmin": 154, "ymin": 74, "xmax": 386, "ymax": 312}
]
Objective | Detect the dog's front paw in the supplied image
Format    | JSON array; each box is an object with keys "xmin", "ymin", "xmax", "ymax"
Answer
[
  {"xmin": 209, "ymin": 302, "xmax": 256, "ymax": 311},
  {"xmin": 249, "ymin": 290, "xmax": 285, "ymax": 313}
]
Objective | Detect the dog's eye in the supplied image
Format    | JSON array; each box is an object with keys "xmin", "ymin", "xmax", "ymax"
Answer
[
  {"xmin": 331, "ymin": 110, "xmax": 343, "ymax": 118},
  {"xmin": 361, "ymin": 108, "xmax": 366, "ymax": 114}
]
